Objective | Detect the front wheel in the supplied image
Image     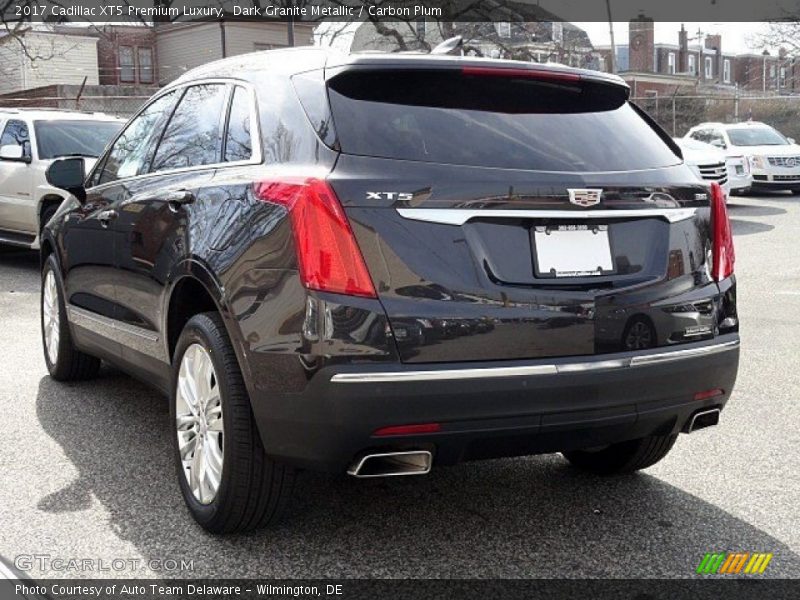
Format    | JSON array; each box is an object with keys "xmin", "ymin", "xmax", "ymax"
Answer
[
  {"xmin": 562, "ymin": 434, "xmax": 678, "ymax": 475},
  {"xmin": 41, "ymin": 255, "xmax": 100, "ymax": 381},
  {"xmin": 171, "ymin": 312, "xmax": 295, "ymax": 533}
]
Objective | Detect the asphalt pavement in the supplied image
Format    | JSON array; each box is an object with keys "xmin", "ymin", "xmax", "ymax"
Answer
[{"xmin": 0, "ymin": 193, "xmax": 798, "ymax": 579}]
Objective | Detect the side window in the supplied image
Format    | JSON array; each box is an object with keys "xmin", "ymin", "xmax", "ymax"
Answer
[
  {"xmin": 97, "ymin": 91, "xmax": 178, "ymax": 185},
  {"xmin": 708, "ymin": 130, "xmax": 727, "ymax": 148},
  {"xmin": 151, "ymin": 83, "xmax": 227, "ymax": 172},
  {"xmin": 224, "ymin": 86, "xmax": 253, "ymax": 162},
  {"xmin": 690, "ymin": 129, "xmax": 708, "ymax": 144},
  {"xmin": 0, "ymin": 119, "xmax": 31, "ymax": 159}
]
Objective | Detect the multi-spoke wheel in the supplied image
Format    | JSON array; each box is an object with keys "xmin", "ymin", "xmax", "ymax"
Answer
[
  {"xmin": 171, "ymin": 312, "xmax": 295, "ymax": 533},
  {"xmin": 40, "ymin": 255, "xmax": 100, "ymax": 381},
  {"xmin": 623, "ymin": 318, "xmax": 656, "ymax": 351},
  {"xmin": 176, "ymin": 344, "xmax": 224, "ymax": 505}
]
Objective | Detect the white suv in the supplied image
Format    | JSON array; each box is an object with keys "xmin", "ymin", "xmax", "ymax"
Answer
[
  {"xmin": 686, "ymin": 121, "xmax": 800, "ymax": 195},
  {"xmin": 0, "ymin": 109, "xmax": 123, "ymax": 249}
]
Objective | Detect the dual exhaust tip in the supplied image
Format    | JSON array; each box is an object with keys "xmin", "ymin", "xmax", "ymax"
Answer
[
  {"xmin": 348, "ymin": 450, "xmax": 432, "ymax": 478},
  {"xmin": 348, "ymin": 409, "xmax": 720, "ymax": 477}
]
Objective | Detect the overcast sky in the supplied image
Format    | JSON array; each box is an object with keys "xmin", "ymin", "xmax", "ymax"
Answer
[{"xmin": 575, "ymin": 22, "xmax": 770, "ymax": 54}]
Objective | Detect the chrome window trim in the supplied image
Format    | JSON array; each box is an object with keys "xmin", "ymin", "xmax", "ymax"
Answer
[
  {"xmin": 329, "ymin": 339, "xmax": 739, "ymax": 383},
  {"xmin": 396, "ymin": 207, "xmax": 698, "ymax": 226},
  {"xmin": 86, "ymin": 77, "xmax": 263, "ymax": 193}
]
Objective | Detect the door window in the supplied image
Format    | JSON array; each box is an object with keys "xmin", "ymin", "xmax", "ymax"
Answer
[
  {"xmin": 96, "ymin": 91, "xmax": 178, "ymax": 185},
  {"xmin": 224, "ymin": 86, "xmax": 253, "ymax": 162},
  {"xmin": 150, "ymin": 83, "xmax": 227, "ymax": 172},
  {"xmin": 0, "ymin": 119, "xmax": 31, "ymax": 160}
]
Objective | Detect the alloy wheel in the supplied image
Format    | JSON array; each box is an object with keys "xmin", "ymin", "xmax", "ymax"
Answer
[
  {"xmin": 175, "ymin": 343, "xmax": 224, "ymax": 504},
  {"xmin": 42, "ymin": 270, "xmax": 60, "ymax": 365}
]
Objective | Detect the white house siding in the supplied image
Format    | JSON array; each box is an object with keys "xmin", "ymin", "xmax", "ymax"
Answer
[
  {"xmin": 0, "ymin": 32, "xmax": 98, "ymax": 95},
  {"xmin": 156, "ymin": 22, "xmax": 315, "ymax": 84},
  {"xmin": 155, "ymin": 23, "xmax": 224, "ymax": 84}
]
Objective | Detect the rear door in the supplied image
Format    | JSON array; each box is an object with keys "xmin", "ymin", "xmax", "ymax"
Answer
[
  {"xmin": 0, "ymin": 118, "xmax": 34, "ymax": 235},
  {"xmin": 323, "ymin": 65, "xmax": 718, "ymax": 363}
]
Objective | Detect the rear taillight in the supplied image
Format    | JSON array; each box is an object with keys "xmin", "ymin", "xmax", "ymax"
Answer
[
  {"xmin": 254, "ymin": 178, "xmax": 376, "ymax": 298},
  {"xmin": 710, "ymin": 182, "xmax": 735, "ymax": 281}
]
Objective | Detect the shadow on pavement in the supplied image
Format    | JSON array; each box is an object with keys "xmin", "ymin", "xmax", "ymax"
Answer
[
  {"xmin": 726, "ymin": 203, "xmax": 787, "ymax": 218},
  {"xmin": 730, "ymin": 219, "xmax": 775, "ymax": 236},
  {"xmin": 33, "ymin": 372, "xmax": 800, "ymax": 579}
]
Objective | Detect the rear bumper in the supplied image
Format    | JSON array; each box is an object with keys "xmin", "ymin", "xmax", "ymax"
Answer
[{"xmin": 251, "ymin": 335, "xmax": 740, "ymax": 473}]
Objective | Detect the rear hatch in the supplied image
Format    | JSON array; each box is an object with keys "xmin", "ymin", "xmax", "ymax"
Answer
[{"xmin": 318, "ymin": 62, "xmax": 718, "ymax": 363}]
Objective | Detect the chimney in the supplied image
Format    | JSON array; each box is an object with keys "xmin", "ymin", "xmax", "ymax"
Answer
[
  {"xmin": 678, "ymin": 24, "xmax": 688, "ymax": 73},
  {"xmin": 629, "ymin": 13, "xmax": 655, "ymax": 72}
]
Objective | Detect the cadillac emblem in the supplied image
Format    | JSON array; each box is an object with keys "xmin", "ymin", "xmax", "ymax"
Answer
[{"xmin": 568, "ymin": 188, "xmax": 602, "ymax": 207}]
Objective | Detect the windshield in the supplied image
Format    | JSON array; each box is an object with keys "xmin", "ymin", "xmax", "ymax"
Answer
[
  {"xmin": 727, "ymin": 126, "xmax": 788, "ymax": 146},
  {"xmin": 34, "ymin": 120, "xmax": 123, "ymax": 159}
]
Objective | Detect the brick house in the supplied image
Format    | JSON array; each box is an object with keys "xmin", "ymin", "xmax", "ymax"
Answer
[
  {"xmin": 96, "ymin": 25, "xmax": 157, "ymax": 86},
  {"xmin": 595, "ymin": 18, "xmax": 798, "ymax": 95}
]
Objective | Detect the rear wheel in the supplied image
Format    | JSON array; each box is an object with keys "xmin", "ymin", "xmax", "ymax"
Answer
[
  {"xmin": 171, "ymin": 312, "xmax": 295, "ymax": 533},
  {"xmin": 562, "ymin": 434, "xmax": 678, "ymax": 475},
  {"xmin": 41, "ymin": 255, "xmax": 101, "ymax": 381}
]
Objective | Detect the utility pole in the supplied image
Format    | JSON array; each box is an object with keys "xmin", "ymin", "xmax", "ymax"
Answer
[{"xmin": 605, "ymin": 0, "xmax": 617, "ymax": 73}]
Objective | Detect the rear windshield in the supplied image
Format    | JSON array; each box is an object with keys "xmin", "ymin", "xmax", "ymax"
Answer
[
  {"xmin": 34, "ymin": 120, "xmax": 122, "ymax": 159},
  {"xmin": 327, "ymin": 69, "xmax": 681, "ymax": 172}
]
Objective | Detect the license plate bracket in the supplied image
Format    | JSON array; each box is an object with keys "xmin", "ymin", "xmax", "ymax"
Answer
[{"xmin": 532, "ymin": 224, "xmax": 614, "ymax": 278}]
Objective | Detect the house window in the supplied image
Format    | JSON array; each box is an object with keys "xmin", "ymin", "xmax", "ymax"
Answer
[
  {"xmin": 770, "ymin": 64, "xmax": 777, "ymax": 83},
  {"xmin": 780, "ymin": 66, "xmax": 787, "ymax": 87},
  {"xmin": 119, "ymin": 46, "xmax": 135, "ymax": 83},
  {"xmin": 598, "ymin": 56, "xmax": 606, "ymax": 72},
  {"xmin": 704, "ymin": 56, "xmax": 713, "ymax": 79},
  {"xmin": 551, "ymin": 22, "xmax": 563, "ymax": 45},
  {"xmin": 496, "ymin": 22, "xmax": 511, "ymax": 39},
  {"xmin": 688, "ymin": 54, "xmax": 697, "ymax": 75},
  {"xmin": 668, "ymin": 52, "xmax": 676, "ymax": 74},
  {"xmin": 138, "ymin": 47, "xmax": 154, "ymax": 84},
  {"xmin": 723, "ymin": 59, "xmax": 731, "ymax": 83}
]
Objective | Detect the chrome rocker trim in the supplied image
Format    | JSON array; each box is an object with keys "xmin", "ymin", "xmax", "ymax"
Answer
[{"xmin": 330, "ymin": 339, "xmax": 739, "ymax": 384}]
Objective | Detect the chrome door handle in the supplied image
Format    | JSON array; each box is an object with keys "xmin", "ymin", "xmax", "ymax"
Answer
[
  {"xmin": 97, "ymin": 209, "xmax": 118, "ymax": 226},
  {"xmin": 164, "ymin": 190, "xmax": 195, "ymax": 205}
]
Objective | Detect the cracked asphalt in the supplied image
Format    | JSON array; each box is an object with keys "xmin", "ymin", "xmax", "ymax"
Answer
[{"xmin": 0, "ymin": 193, "xmax": 798, "ymax": 579}]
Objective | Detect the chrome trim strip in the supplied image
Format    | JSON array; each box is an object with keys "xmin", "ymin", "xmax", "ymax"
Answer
[
  {"xmin": 396, "ymin": 207, "xmax": 697, "ymax": 226},
  {"xmin": 629, "ymin": 339, "xmax": 739, "ymax": 366},
  {"xmin": 68, "ymin": 305, "xmax": 160, "ymax": 343},
  {"xmin": 330, "ymin": 339, "xmax": 739, "ymax": 383}
]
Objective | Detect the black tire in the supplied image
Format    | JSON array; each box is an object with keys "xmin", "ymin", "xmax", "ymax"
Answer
[
  {"xmin": 41, "ymin": 255, "xmax": 101, "ymax": 381},
  {"xmin": 40, "ymin": 203, "xmax": 58, "ymax": 233},
  {"xmin": 562, "ymin": 434, "xmax": 678, "ymax": 475},
  {"xmin": 171, "ymin": 312, "xmax": 295, "ymax": 533}
]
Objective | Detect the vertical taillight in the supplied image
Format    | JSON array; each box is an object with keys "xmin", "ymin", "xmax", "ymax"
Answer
[
  {"xmin": 710, "ymin": 182, "xmax": 735, "ymax": 281},
  {"xmin": 254, "ymin": 178, "xmax": 377, "ymax": 298}
]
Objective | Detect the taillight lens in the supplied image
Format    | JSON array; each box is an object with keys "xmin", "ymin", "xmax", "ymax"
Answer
[
  {"xmin": 710, "ymin": 182, "xmax": 735, "ymax": 281},
  {"xmin": 254, "ymin": 178, "xmax": 377, "ymax": 298}
]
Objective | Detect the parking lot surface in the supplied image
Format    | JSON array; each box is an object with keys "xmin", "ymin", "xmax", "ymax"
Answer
[{"xmin": 0, "ymin": 194, "xmax": 798, "ymax": 579}]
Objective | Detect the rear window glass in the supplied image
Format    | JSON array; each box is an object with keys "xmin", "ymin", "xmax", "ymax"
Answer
[{"xmin": 327, "ymin": 69, "xmax": 681, "ymax": 172}]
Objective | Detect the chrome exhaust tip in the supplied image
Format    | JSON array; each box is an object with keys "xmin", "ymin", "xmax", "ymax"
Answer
[
  {"xmin": 347, "ymin": 450, "xmax": 433, "ymax": 478},
  {"xmin": 684, "ymin": 408, "xmax": 721, "ymax": 433}
]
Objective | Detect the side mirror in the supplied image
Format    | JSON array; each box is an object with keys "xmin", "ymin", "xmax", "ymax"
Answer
[
  {"xmin": 46, "ymin": 158, "xmax": 86, "ymax": 203},
  {"xmin": 710, "ymin": 139, "xmax": 727, "ymax": 149},
  {"xmin": 0, "ymin": 144, "xmax": 30, "ymax": 163},
  {"xmin": 788, "ymin": 137, "xmax": 796, "ymax": 144}
]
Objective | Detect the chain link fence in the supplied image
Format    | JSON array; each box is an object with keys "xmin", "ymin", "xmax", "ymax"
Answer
[{"xmin": 632, "ymin": 94, "xmax": 800, "ymax": 140}]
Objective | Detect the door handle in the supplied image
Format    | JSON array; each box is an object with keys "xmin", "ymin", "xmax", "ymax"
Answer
[
  {"xmin": 164, "ymin": 190, "xmax": 195, "ymax": 206},
  {"xmin": 97, "ymin": 209, "xmax": 118, "ymax": 227}
]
